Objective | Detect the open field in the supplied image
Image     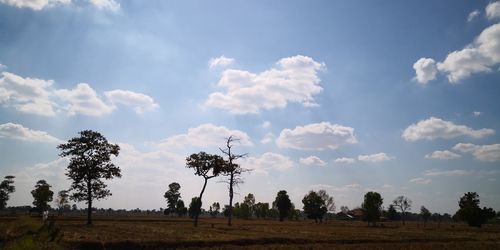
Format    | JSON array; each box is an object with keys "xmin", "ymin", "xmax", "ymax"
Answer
[{"xmin": 1, "ymin": 215, "xmax": 500, "ymax": 249}]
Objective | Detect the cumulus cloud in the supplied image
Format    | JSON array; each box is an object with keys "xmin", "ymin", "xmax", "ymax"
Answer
[
  {"xmin": 402, "ymin": 117, "xmax": 494, "ymax": 141},
  {"xmin": 413, "ymin": 21, "xmax": 500, "ymax": 83},
  {"xmin": 334, "ymin": 157, "xmax": 356, "ymax": 164},
  {"xmin": 158, "ymin": 123, "xmax": 252, "ymax": 148},
  {"xmin": 486, "ymin": 1, "xmax": 500, "ymax": 20},
  {"xmin": 55, "ymin": 83, "xmax": 115, "ymax": 116},
  {"xmin": 89, "ymin": 0, "xmax": 119, "ymax": 11},
  {"xmin": 206, "ymin": 55, "xmax": 325, "ymax": 114},
  {"xmin": 208, "ymin": 55, "xmax": 235, "ymax": 69},
  {"xmin": 260, "ymin": 132, "xmax": 274, "ymax": 144},
  {"xmin": 424, "ymin": 169, "xmax": 471, "ymax": 176},
  {"xmin": 0, "ymin": 72, "xmax": 56, "ymax": 116},
  {"xmin": 261, "ymin": 121, "xmax": 271, "ymax": 129},
  {"xmin": 0, "ymin": 0, "xmax": 119, "ymax": 11},
  {"xmin": 413, "ymin": 58, "xmax": 438, "ymax": 84},
  {"xmin": 453, "ymin": 143, "xmax": 500, "ymax": 162},
  {"xmin": 358, "ymin": 153, "xmax": 394, "ymax": 163},
  {"xmin": 0, "ymin": 122, "xmax": 62, "ymax": 144},
  {"xmin": 467, "ymin": 10, "xmax": 480, "ymax": 22},
  {"xmin": 276, "ymin": 122, "xmax": 357, "ymax": 150},
  {"xmin": 299, "ymin": 156, "xmax": 326, "ymax": 167},
  {"xmin": 410, "ymin": 177, "xmax": 431, "ymax": 184},
  {"xmin": 242, "ymin": 152, "xmax": 293, "ymax": 174},
  {"xmin": 425, "ymin": 150, "xmax": 461, "ymax": 160},
  {"xmin": 105, "ymin": 89, "xmax": 159, "ymax": 114}
]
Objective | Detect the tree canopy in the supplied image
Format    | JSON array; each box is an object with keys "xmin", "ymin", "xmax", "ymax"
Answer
[
  {"xmin": 302, "ymin": 190, "xmax": 328, "ymax": 223},
  {"xmin": 0, "ymin": 175, "xmax": 15, "ymax": 210},
  {"xmin": 274, "ymin": 190, "xmax": 292, "ymax": 222},
  {"xmin": 164, "ymin": 182, "xmax": 181, "ymax": 215},
  {"xmin": 58, "ymin": 130, "xmax": 121, "ymax": 225},
  {"xmin": 393, "ymin": 195, "xmax": 412, "ymax": 225},
  {"xmin": 362, "ymin": 191, "xmax": 383, "ymax": 226},
  {"xmin": 31, "ymin": 180, "xmax": 53, "ymax": 213}
]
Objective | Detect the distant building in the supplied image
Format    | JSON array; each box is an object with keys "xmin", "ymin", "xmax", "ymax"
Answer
[{"xmin": 347, "ymin": 208, "xmax": 364, "ymax": 219}]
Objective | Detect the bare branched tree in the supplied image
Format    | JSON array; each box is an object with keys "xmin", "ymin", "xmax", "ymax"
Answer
[{"xmin": 219, "ymin": 136, "xmax": 250, "ymax": 226}]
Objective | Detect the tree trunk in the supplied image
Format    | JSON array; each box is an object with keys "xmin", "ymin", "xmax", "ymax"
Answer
[
  {"xmin": 228, "ymin": 172, "xmax": 234, "ymax": 226},
  {"xmin": 87, "ymin": 180, "xmax": 92, "ymax": 225},
  {"xmin": 402, "ymin": 212, "xmax": 405, "ymax": 225},
  {"xmin": 194, "ymin": 178, "xmax": 208, "ymax": 227}
]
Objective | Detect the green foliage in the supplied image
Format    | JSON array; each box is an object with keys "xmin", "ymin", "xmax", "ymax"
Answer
[
  {"xmin": 31, "ymin": 180, "xmax": 53, "ymax": 213},
  {"xmin": 0, "ymin": 175, "xmax": 15, "ymax": 210},
  {"xmin": 176, "ymin": 199, "xmax": 187, "ymax": 217},
  {"xmin": 188, "ymin": 197, "xmax": 201, "ymax": 219},
  {"xmin": 164, "ymin": 182, "xmax": 181, "ymax": 214},
  {"xmin": 455, "ymin": 192, "xmax": 496, "ymax": 227},
  {"xmin": 302, "ymin": 190, "xmax": 327, "ymax": 223},
  {"xmin": 274, "ymin": 190, "xmax": 292, "ymax": 221},
  {"xmin": 254, "ymin": 202, "xmax": 269, "ymax": 218},
  {"xmin": 362, "ymin": 191, "xmax": 383, "ymax": 226},
  {"xmin": 58, "ymin": 130, "xmax": 121, "ymax": 225}
]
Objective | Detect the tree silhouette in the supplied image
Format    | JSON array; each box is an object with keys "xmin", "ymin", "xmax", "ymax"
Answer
[
  {"xmin": 317, "ymin": 189, "xmax": 335, "ymax": 213},
  {"xmin": 186, "ymin": 152, "xmax": 225, "ymax": 226},
  {"xmin": 219, "ymin": 136, "xmax": 248, "ymax": 226},
  {"xmin": 455, "ymin": 192, "xmax": 494, "ymax": 227},
  {"xmin": 420, "ymin": 206, "xmax": 431, "ymax": 227},
  {"xmin": 0, "ymin": 175, "xmax": 15, "ymax": 210},
  {"xmin": 254, "ymin": 202, "xmax": 269, "ymax": 218},
  {"xmin": 58, "ymin": 130, "xmax": 121, "ymax": 225},
  {"xmin": 209, "ymin": 202, "xmax": 220, "ymax": 218},
  {"xmin": 188, "ymin": 197, "xmax": 201, "ymax": 219},
  {"xmin": 176, "ymin": 199, "xmax": 187, "ymax": 217},
  {"xmin": 55, "ymin": 190, "xmax": 70, "ymax": 215},
  {"xmin": 387, "ymin": 204, "xmax": 399, "ymax": 221},
  {"xmin": 393, "ymin": 196, "xmax": 412, "ymax": 225},
  {"xmin": 362, "ymin": 191, "xmax": 383, "ymax": 226},
  {"xmin": 164, "ymin": 182, "xmax": 181, "ymax": 215},
  {"xmin": 302, "ymin": 190, "xmax": 327, "ymax": 223},
  {"xmin": 274, "ymin": 190, "xmax": 292, "ymax": 221},
  {"xmin": 31, "ymin": 180, "xmax": 54, "ymax": 213}
]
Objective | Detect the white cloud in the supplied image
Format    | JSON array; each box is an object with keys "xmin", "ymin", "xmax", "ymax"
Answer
[
  {"xmin": 410, "ymin": 177, "xmax": 431, "ymax": 184},
  {"xmin": 208, "ymin": 55, "xmax": 235, "ymax": 69},
  {"xmin": 104, "ymin": 89, "xmax": 159, "ymax": 114},
  {"xmin": 453, "ymin": 143, "xmax": 500, "ymax": 162},
  {"xmin": 358, "ymin": 153, "xmax": 394, "ymax": 163},
  {"xmin": 206, "ymin": 55, "xmax": 325, "ymax": 114},
  {"xmin": 413, "ymin": 58, "xmax": 438, "ymax": 84},
  {"xmin": 424, "ymin": 169, "xmax": 471, "ymax": 176},
  {"xmin": 0, "ymin": 122, "xmax": 62, "ymax": 144},
  {"xmin": 55, "ymin": 83, "xmax": 115, "ymax": 116},
  {"xmin": 0, "ymin": 63, "xmax": 6, "ymax": 70},
  {"xmin": 473, "ymin": 111, "xmax": 482, "ymax": 117},
  {"xmin": 425, "ymin": 150, "xmax": 461, "ymax": 160},
  {"xmin": 402, "ymin": 117, "xmax": 494, "ymax": 141},
  {"xmin": 158, "ymin": 123, "xmax": 252, "ymax": 148},
  {"xmin": 467, "ymin": 10, "xmax": 480, "ymax": 22},
  {"xmin": 0, "ymin": 72, "xmax": 56, "ymax": 116},
  {"xmin": 486, "ymin": 1, "xmax": 500, "ymax": 20},
  {"xmin": 276, "ymin": 122, "xmax": 357, "ymax": 150},
  {"xmin": 89, "ymin": 0, "xmax": 119, "ymax": 11},
  {"xmin": 437, "ymin": 23, "xmax": 500, "ymax": 83},
  {"xmin": 243, "ymin": 152, "xmax": 293, "ymax": 174},
  {"xmin": 334, "ymin": 157, "xmax": 356, "ymax": 164},
  {"xmin": 299, "ymin": 156, "xmax": 326, "ymax": 167},
  {"xmin": 262, "ymin": 121, "xmax": 271, "ymax": 129},
  {"xmin": 260, "ymin": 132, "xmax": 274, "ymax": 144}
]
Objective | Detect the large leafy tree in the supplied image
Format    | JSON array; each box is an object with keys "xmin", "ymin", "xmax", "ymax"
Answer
[
  {"xmin": 186, "ymin": 152, "xmax": 225, "ymax": 226},
  {"xmin": 362, "ymin": 191, "xmax": 383, "ymax": 226},
  {"xmin": 274, "ymin": 190, "xmax": 292, "ymax": 221},
  {"xmin": 31, "ymin": 180, "xmax": 54, "ymax": 213},
  {"xmin": 302, "ymin": 190, "xmax": 327, "ymax": 223},
  {"xmin": 164, "ymin": 182, "xmax": 181, "ymax": 215},
  {"xmin": 219, "ymin": 136, "xmax": 248, "ymax": 226},
  {"xmin": 58, "ymin": 130, "xmax": 121, "ymax": 225},
  {"xmin": 455, "ymin": 192, "xmax": 495, "ymax": 227},
  {"xmin": 0, "ymin": 175, "xmax": 15, "ymax": 210},
  {"xmin": 393, "ymin": 195, "xmax": 412, "ymax": 225}
]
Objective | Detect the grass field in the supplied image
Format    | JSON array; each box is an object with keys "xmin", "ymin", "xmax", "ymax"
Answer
[{"xmin": 1, "ymin": 215, "xmax": 500, "ymax": 249}]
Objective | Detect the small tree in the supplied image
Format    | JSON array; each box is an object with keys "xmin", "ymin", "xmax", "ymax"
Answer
[
  {"xmin": 164, "ymin": 182, "xmax": 181, "ymax": 215},
  {"xmin": 209, "ymin": 202, "xmax": 220, "ymax": 218},
  {"xmin": 31, "ymin": 180, "xmax": 54, "ymax": 213},
  {"xmin": 420, "ymin": 206, "xmax": 431, "ymax": 227},
  {"xmin": 302, "ymin": 190, "xmax": 327, "ymax": 223},
  {"xmin": 243, "ymin": 193, "xmax": 255, "ymax": 218},
  {"xmin": 176, "ymin": 199, "xmax": 187, "ymax": 217},
  {"xmin": 393, "ymin": 195, "xmax": 412, "ymax": 225},
  {"xmin": 387, "ymin": 204, "xmax": 399, "ymax": 221},
  {"xmin": 58, "ymin": 130, "xmax": 121, "ymax": 225},
  {"xmin": 274, "ymin": 190, "xmax": 292, "ymax": 221},
  {"xmin": 55, "ymin": 190, "xmax": 70, "ymax": 215},
  {"xmin": 317, "ymin": 190, "xmax": 335, "ymax": 213},
  {"xmin": 0, "ymin": 175, "xmax": 15, "ymax": 210},
  {"xmin": 186, "ymin": 152, "xmax": 224, "ymax": 226},
  {"xmin": 340, "ymin": 206, "xmax": 349, "ymax": 214},
  {"xmin": 254, "ymin": 202, "xmax": 269, "ymax": 218},
  {"xmin": 362, "ymin": 191, "xmax": 383, "ymax": 226},
  {"xmin": 219, "ymin": 136, "xmax": 248, "ymax": 226},
  {"xmin": 188, "ymin": 197, "xmax": 201, "ymax": 219}
]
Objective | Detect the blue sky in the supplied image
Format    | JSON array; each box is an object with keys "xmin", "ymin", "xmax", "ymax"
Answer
[{"xmin": 1, "ymin": 0, "xmax": 499, "ymax": 214}]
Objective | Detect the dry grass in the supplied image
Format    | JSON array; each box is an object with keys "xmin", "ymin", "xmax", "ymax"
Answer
[{"xmin": 2, "ymin": 215, "xmax": 500, "ymax": 249}]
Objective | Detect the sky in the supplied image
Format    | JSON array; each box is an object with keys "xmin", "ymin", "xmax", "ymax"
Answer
[{"xmin": 0, "ymin": 0, "xmax": 499, "ymax": 214}]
